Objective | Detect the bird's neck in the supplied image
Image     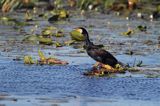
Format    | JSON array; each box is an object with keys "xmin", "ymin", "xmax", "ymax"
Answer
[{"xmin": 84, "ymin": 33, "xmax": 92, "ymax": 46}]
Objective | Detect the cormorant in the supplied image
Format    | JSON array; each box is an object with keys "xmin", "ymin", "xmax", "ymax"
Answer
[{"xmin": 75, "ymin": 27, "xmax": 120, "ymax": 68}]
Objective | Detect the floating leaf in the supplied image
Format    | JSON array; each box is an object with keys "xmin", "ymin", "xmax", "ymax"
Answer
[
  {"xmin": 48, "ymin": 9, "xmax": 69, "ymax": 22},
  {"xmin": 70, "ymin": 29, "xmax": 85, "ymax": 41},
  {"xmin": 42, "ymin": 29, "xmax": 53, "ymax": 37},
  {"xmin": 55, "ymin": 30, "xmax": 64, "ymax": 37},
  {"xmin": 41, "ymin": 26, "xmax": 57, "ymax": 37},
  {"xmin": 38, "ymin": 36, "xmax": 53, "ymax": 45},
  {"xmin": 64, "ymin": 40, "xmax": 76, "ymax": 46},
  {"xmin": 23, "ymin": 35, "xmax": 39, "ymax": 43},
  {"xmin": 59, "ymin": 10, "xmax": 69, "ymax": 19},
  {"xmin": 0, "ymin": 16, "xmax": 10, "ymax": 21}
]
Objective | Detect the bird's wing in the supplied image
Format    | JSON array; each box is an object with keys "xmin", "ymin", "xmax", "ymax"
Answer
[
  {"xmin": 88, "ymin": 49, "xmax": 118, "ymax": 66},
  {"xmin": 96, "ymin": 49, "xmax": 117, "ymax": 60}
]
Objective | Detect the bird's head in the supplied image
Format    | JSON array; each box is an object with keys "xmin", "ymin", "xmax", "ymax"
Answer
[
  {"xmin": 74, "ymin": 27, "xmax": 91, "ymax": 47},
  {"xmin": 74, "ymin": 27, "xmax": 89, "ymax": 38}
]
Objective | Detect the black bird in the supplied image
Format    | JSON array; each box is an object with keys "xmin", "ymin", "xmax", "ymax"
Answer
[{"xmin": 75, "ymin": 27, "xmax": 119, "ymax": 68}]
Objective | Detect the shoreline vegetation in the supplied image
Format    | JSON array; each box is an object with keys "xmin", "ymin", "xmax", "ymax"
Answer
[{"xmin": 0, "ymin": 0, "xmax": 160, "ymax": 20}]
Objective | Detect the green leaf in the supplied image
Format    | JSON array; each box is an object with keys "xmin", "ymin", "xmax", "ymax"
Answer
[
  {"xmin": 38, "ymin": 36, "xmax": 53, "ymax": 45},
  {"xmin": 70, "ymin": 30, "xmax": 85, "ymax": 41}
]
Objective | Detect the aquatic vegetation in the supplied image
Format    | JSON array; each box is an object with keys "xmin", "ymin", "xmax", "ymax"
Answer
[
  {"xmin": 64, "ymin": 40, "xmax": 76, "ymax": 46},
  {"xmin": 25, "ymin": 10, "xmax": 33, "ymax": 21},
  {"xmin": 24, "ymin": 55, "xmax": 34, "ymax": 64},
  {"xmin": 38, "ymin": 50, "xmax": 68, "ymax": 65},
  {"xmin": 70, "ymin": 29, "xmax": 85, "ymax": 41},
  {"xmin": 38, "ymin": 50, "xmax": 46, "ymax": 61},
  {"xmin": 54, "ymin": 30, "xmax": 64, "ymax": 37},
  {"xmin": 136, "ymin": 60, "xmax": 143, "ymax": 67},
  {"xmin": 0, "ymin": 16, "xmax": 27, "ymax": 27},
  {"xmin": 121, "ymin": 29, "xmax": 134, "ymax": 36},
  {"xmin": 23, "ymin": 26, "xmax": 66, "ymax": 45},
  {"xmin": 38, "ymin": 36, "xmax": 53, "ymax": 45},
  {"xmin": 24, "ymin": 50, "xmax": 68, "ymax": 65},
  {"xmin": 68, "ymin": 0, "xmax": 76, "ymax": 7},
  {"xmin": 77, "ymin": 0, "xmax": 120, "ymax": 11},
  {"xmin": 41, "ymin": 26, "xmax": 57, "ymax": 37},
  {"xmin": 1, "ymin": 0, "xmax": 38, "ymax": 13},
  {"xmin": 137, "ymin": 25, "xmax": 147, "ymax": 32},
  {"xmin": 41, "ymin": 26, "xmax": 64, "ymax": 37},
  {"xmin": 83, "ymin": 62, "xmax": 147, "ymax": 77},
  {"xmin": 54, "ymin": 42, "xmax": 63, "ymax": 47},
  {"xmin": 53, "ymin": 0, "xmax": 64, "ymax": 9},
  {"xmin": 48, "ymin": 9, "xmax": 69, "ymax": 22},
  {"xmin": 23, "ymin": 35, "xmax": 53, "ymax": 45},
  {"xmin": 23, "ymin": 35, "xmax": 39, "ymax": 43},
  {"xmin": 0, "ymin": 0, "xmax": 159, "ymax": 77},
  {"xmin": 84, "ymin": 63, "xmax": 126, "ymax": 76}
]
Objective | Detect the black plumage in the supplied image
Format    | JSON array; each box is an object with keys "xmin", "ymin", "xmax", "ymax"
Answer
[{"xmin": 76, "ymin": 27, "xmax": 118, "ymax": 68}]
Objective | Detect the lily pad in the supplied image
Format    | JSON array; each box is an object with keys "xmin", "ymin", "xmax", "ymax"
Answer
[
  {"xmin": 22, "ymin": 35, "xmax": 39, "ymax": 43},
  {"xmin": 70, "ymin": 30, "xmax": 85, "ymax": 41},
  {"xmin": 59, "ymin": 9, "xmax": 69, "ymax": 19},
  {"xmin": 48, "ymin": 9, "xmax": 69, "ymax": 22},
  {"xmin": 41, "ymin": 26, "xmax": 58, "ymax": 37},
  {"xmin": 38, "ymin": 36, "xmax": 53, "ymax": 45},
  {"xmin": 42, "ymin": 29, "xmax": 53, "ymax": 37},
  {"xmin": 54, "ymin": 30, "xmax": 64, "ymax": 37},
  {"xmin": 64, "ymin": 40, "xmax": 76, "ymax": 46}
]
